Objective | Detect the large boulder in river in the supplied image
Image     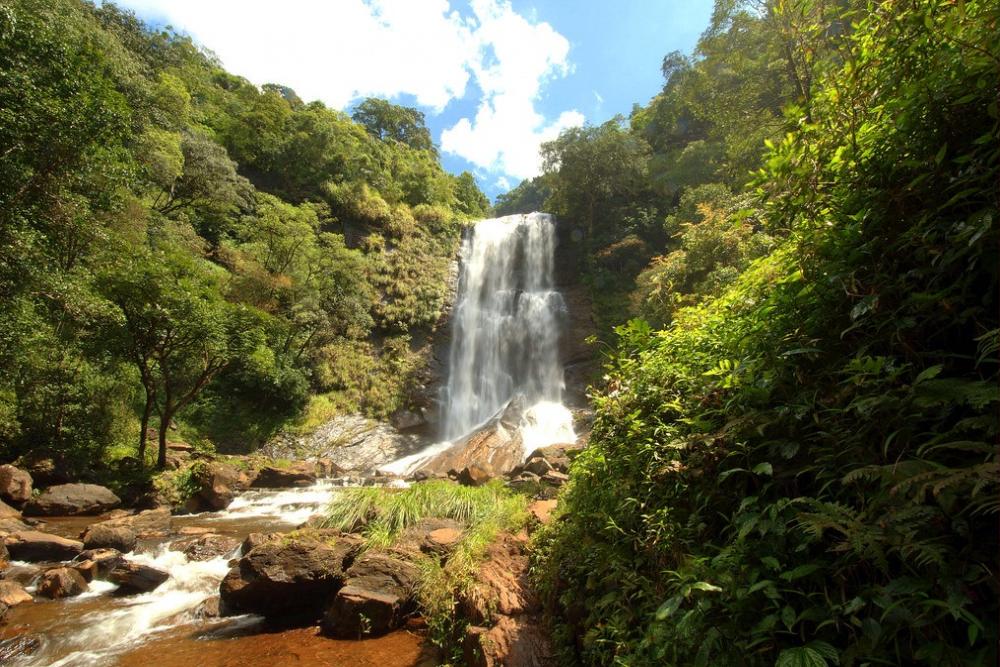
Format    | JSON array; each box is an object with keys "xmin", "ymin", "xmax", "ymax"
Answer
[
  {"xmin": 251, "ymin": 464, "xmax": 317, "ymax": 488},
  {"xmin": 23, "ymin": 484, "xmax": 120, "ymax": 517},
  {"xmin": 37, "ymin": 567, "xmax": 88, "ymax": 598},
  {"xmin": 0, "ymin": 466, "xmax": 32, "ymax": 505},
  {"xmin": 185, "ymin": 462, "xmax": 247, "ymax": 513},
  {"xmin": 78, "ymin": 548, "xmax": 126, "ymax": 579},
  {"xmin": 5, "ymin": 531, "xmax": 83, "ymax": 562},
  {"xmin": 219, "ymin": 534, "xmax": 362, "ymax": 620},
  {"xmin": 15, "ymin": 451, "xmax": 74, "ymax": 487},
  {"xmin": 81, "ymin": 524, "xmax": 136, "ymax": 553},
  {"xmin": 109, "ymin": 561, "xmax": 169, "ymax": 593},
  {"xmin": 321, "ymin": 552, "xmax": 419, "ymax": 638},
  {"xmin": 170, "ymin": 533, "xmax": 240, "ymax": 562},
  {"xmin": 93, "ymin": 508, "xmax": 172, "ymax": 538}
]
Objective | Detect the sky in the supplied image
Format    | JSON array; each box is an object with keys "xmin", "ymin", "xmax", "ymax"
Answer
[{"xmin": 109, "ymin": 0, "xmax": 714, "ymax": 199}]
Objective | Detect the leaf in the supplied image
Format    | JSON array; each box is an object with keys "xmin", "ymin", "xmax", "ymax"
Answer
[
  {"xmin": 781, "ymin": 604, "xmax": 797, "ymax": 630},
  {"xmin": 913, "ymin": 364, "xmax": 943, "ymax": 384},
  {"xmin": 775, "ymin": 646, "xmax": 829, "ymax": 667},
  {"xmin": 780, "ymin": 563, "xmax": 821, "ymax": 581},
  {"xmin": 752, "ymin": 462, "xmax": 774, "ymax": 476},
  {"xmin": 655, "ymin": 595, "xmax": 683, "ymax": 620},
  {"xmin": 689, "ymin": 581, "xmax": 723, "ymax": 593}
]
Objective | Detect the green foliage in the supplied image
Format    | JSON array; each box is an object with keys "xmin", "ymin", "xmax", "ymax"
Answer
[
  {"xmin": 0, "ymin": 0, "xmax": 470, "ymax": 469},
  {"xmin": 537, "ymin": 1, "xmax": 999, "ymax": 665}
]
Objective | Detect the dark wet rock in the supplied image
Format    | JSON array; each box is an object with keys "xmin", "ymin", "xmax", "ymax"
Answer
[
  {"xmin": 5, "ymin": 531, "xmax": 83, "ymax": 562},
  {"xmin": 0, "ymin": 633, "xmax": 42, "ymax": 662},
  {"xmin": 185, "ymin": 463, "xmax": 246, "ymax": 512},
  {"xmin": 322, "ymin": 553, "xmax": 419, "ymax": 638},
  {"xmin": 508, "ymin": 471, "xmax": 542, "ymax": 494},
  {"xmin": 37, "ymin": 567, "xmax": 88, "ymax": 598},
  {"xmin": 0, "ymin": 466, "xmax": 32, "ymax": 505},
  {"xmin": 110, "ymin": 561, "xmax": 169, "ymax": 593},
  {"xmin": 251, "ymin": 464, "xmax": 316, "ymax": 488},
  {"xmin": 23, "ymin": 484, "xmax": 121, "ymax": 517},
  {"xmin": 458, "ymin": 464, "xmax": 492, "ymax": 487},
  {"xmin": 81, "ymin": 524, "xmax": 136, "ymax": 553},
  {"xmin": 2, "ymin": 564, "xmax": 40, "ymax": 587},
  {"xmin": 0, "ymin": 580, "xmax": 31, "ymax": 606},
  {"xmin": 170, "ymin": 533, "xmax": 240, "ymax": 561},
  {"xmin": 78, "ymin": 548, "xmax": 126, "ymax": 579},
  {"xmin": 399, "ymin": 518, "xmax": 465, "ymax": 558},
  {"xmin": 219, "ymin": 535, "xmax": 362, "ymax": 619}
]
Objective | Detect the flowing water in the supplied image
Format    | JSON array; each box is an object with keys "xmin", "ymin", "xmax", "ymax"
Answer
[
  {"xmin": 383, "ymin": 213, "xmax": 575, "ymax": 475},
  {"xmin": 3, "ymin": 482, "xmax": 429, "ymax": 666}
]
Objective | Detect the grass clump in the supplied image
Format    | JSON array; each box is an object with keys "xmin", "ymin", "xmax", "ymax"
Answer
[{"xmin": 320, "ymin": 480, "xmax": 529, "ymax": 659}]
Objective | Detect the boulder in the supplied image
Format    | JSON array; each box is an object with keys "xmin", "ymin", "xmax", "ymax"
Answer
[
  {"xmin": 78, "ymin": 548, "xmax": 125, "ymax": 579},
  {"xmin": 2, "ymin": 564, "xmax": 40, "ymax": 587},
  {"xmin": 389, "ymin": 408, "xmax": 425, "ymax": 432},
  {"xmin": 73, "ymin": 559, "xmax": 97, "ymax": 582},
  {"xmin": 0, "ymin": 581, "xmax": 32, "ymax": 606},
  {"xmin": 193, "ymin": 595, "xmax": 221, "ymax": 619},
  {"xmin": 185, "ymin": 463, "xmax": 246, "ymax": 512},
  {"xmin": 37, "ymin": 567, "xmax": 88, "ymax": 598},
  {"xmin": 0, "ymin": 466, "xmax": 32, "ymax": 505},
  {"xmin": 81, "ymin": 524, "xmax": 136, "ymax": 553},
  {"xmin": 525, "ymin": 443, "xmax": 582, "ymax": 474},
  {"xmin": 240, "ymin": 532, "xmax": 281, "ymax": 555},
  {"xmin": 541, "ymin": 470, "xmax": 569, "ymax": 486},
  {"xmin": 5, "ymin": 531, "xmax": 83, "ymax": 562},
  {"xmin": 523, "ymin": 457, "xmax": 553, "ymax": 477},
  {"xmin": 321, "ymin": 553, "xmax": 419, "ymax": 638},
  {"xmin": 170, "ymin": 533, "xmax": 240, "ymax": 561},
  {"xmin": 109, "ymin": 561, "xmax": 169, "ymax": 593},
  {"xmin": 23, "ymin": 484, "xmax": 120, "ymax": 517},
  {"xmin": 0, "ymin": 500, "xmax": 22, "ymax": 519},
  {"xmin": 508, "ymin": 471, "xmax": 542, "ymax": 494},
  {"xmin": 458, "ymin": 465, "xmax": 492, "ymax": 487},
  {"xmin": 219, "ymin": 535, "xmax": 362, "ymax": 619},
  {"xmin": 458, "ymin": 534, "xmax": 539, "ymax": 625},
  {"xmin": 314, "ymin": 459, "xmax": 345, "ymax": 478},
  {"xmin": 463, "ymin": 616, "xmax": 554, "ymax": 667},
  {"xmin": 251, "ymin": 464, "xmax": 316, "ymax": 489},
  {"xmin": 95, "ymin": 508, "xmax": 172, "ymax": 537}
]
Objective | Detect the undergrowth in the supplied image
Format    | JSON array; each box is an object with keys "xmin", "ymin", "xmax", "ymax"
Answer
[{"xmin": 535, "ymin": 2, "xmax": 999, "ymax": 665}]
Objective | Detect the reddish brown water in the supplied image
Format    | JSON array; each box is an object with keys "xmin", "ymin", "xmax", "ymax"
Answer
[{"xmin": 3, "ymin": 481, "xmax": 436, "ymax": 666}]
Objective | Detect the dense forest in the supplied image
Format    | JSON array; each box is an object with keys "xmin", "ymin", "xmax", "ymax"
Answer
[
  {"xmin": 506, "ymin": 0, "xmax": 998, "ymax": 665},
  {"xmin": 0, "ymin": 0, "xmax": 489, "ymax": 473},
  {"xmin": 0, "ymin": 0, "xmax": 996, "ymax": 665}
]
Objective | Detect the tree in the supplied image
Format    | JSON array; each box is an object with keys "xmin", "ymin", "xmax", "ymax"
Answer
[
  {"xmin": 351, "ymin": 97, "xmax": 434, "ymax": 152},
  {"xmin": 101, "ymin": 250, "xmax": 265, "ymax": 468},
  {"xmin": 453, "ymin": 172, "xmax": 490, "ymax": 218}
]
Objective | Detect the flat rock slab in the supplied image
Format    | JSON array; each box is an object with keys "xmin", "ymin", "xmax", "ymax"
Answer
[
  {"xmin": 322, "ymin": 553, "xmax": 419, "ymax": 638},
  {"xmin": 23, "ymin": 484, "xmax": 121, "ymax": 517},
  {"xmin": 5, "ymin": 531, "xmax": 83, "ymax": 562},
  {"xmin": 110, "ymin": 561, "xmax": 169, "ymax": 593}
]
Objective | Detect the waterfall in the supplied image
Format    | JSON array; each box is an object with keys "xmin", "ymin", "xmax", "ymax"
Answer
[{"xmin": 441, "ymin": 212, "xmax": 567, "ymax": 439}]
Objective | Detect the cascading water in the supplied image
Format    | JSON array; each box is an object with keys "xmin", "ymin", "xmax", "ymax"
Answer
[
  {"xmin": 382, "ymin": 212, "xmax": 575, "ymax": 475},
  {"xmin": 442, "ymin": 213, "xmax": 566, "ymax": 439}
]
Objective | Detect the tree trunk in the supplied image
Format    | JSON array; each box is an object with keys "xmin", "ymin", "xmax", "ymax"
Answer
[
  {"xmin": 138, "ymin": 387, "xmax": 154, "ymax": 470},
  {"xmin": 157, "ymin": 397, "xmax": 172, "ymax": 470}
]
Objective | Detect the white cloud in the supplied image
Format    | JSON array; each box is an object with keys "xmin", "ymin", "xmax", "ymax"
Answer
[
  {"xmin": 112, "ymin": 0, "xmax": 582, "ymax": 181},
  {"xmin": 494, "ymin": 176, "xmax": 511, "ymax": 191},
  {"xmin": 440, "ymin": 0, "xmax": 584, "ymax": 180}
]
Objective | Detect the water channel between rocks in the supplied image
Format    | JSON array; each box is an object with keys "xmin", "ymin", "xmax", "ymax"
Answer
[{"xmin": 2, "ymin": 480, "xmax": 433, "ymax": 667}]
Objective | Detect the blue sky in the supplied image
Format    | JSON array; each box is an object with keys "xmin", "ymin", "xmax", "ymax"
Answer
[{"xmin": 111, "ymin": 0, "xmax": 714, "ymax": 199}]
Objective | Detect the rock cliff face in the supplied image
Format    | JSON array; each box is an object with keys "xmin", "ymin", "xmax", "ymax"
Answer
[{"xmin": 552, "ymin": 216, "xmax": 598, "ymax": 411}]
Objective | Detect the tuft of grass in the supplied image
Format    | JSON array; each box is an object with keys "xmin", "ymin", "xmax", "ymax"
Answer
[{"xmin": 319, "ymin": 480, "xmax": 529, "ymax": 658}]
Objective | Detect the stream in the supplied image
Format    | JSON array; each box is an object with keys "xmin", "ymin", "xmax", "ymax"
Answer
[{"xmin": 2, "ymin": 480, "xmax": 434, "ymax": 667}]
